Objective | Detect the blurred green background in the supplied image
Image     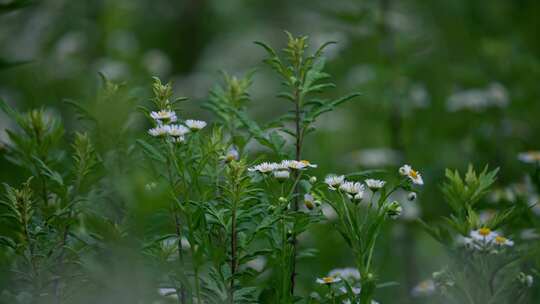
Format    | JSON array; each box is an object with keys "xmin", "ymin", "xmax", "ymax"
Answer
[{"xmin": 1, "ymin": 0, "xmax": 539, "ymax": 303}]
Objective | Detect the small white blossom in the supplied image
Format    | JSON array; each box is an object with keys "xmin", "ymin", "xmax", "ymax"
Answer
[
  {"xmin": 304, "ymin": 193, "xmax": 319, "ymax": 210},
  {"xmin": 399, "ymin": 164, "xmax": 424, "ymax": 185},
  {"xmin": 365, "ymin": 179, "xmax": 386, "ymax": 191},
  {"xmin": 493, "ymin": 235, "xmax": 514, "ymax": 247},
  {"xmin": 518, "ymin": 151, "xmax": 540, "ymax": 164},
  {"xmin": 166, "ymin": 124, "xmax": 190, "ymax": 137},
  {"xmin": 150, "ymin": 110, "xmax": 177, "ymax": 124},
  {"xmin": 148, "ymin": 125, "xmax": 169, "ymax": 137},
  {"xmin": 316, "ymin": 276, "xmax": 342, "ymax": 285},
  {"xmin": 158, "ymin": 288, "xmax": 178, "ymax": 298},
  {"xmin": 328, "ymin": 267, "xmax": 360, "ymax": 281},
  {"xmin": 407, "ymin": 192, "xmax": 417, "ymax": 201},
  {"xmin": 470, "ymin": 227, "xmax": 498, "ymax": 243},
  {"xmin": 411, "ymin": 279, "xmax": 436, "ymax": 297},
  {"xmin": 184, "ymin": 119, "xmax": 207, "ymax": 130},
  {"xmin": 248, "ymin": 162, "xmax": 279, "ymax": 173},
  {"xmin": 325, "ymin": 175, "xmax": 345, "ymax": 190},
  {"xmin": 281, "ymin": 160, "xmax": 317, "ymax": 170},
  {"xmin": 339, "ymin": 181, "xmax": 365, "ymax": 199}
]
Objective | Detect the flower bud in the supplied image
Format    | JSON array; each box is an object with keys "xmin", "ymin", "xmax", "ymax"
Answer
[
  {"xmin": 386, "ymin": 201, "xmax": 402, "ymax": 219},
  {"xmin": 407, "ymin": 192, "xmax": 417, "ymax": 201},
  {"xmin": 309, "ymin": 176, "xmax": 317, "ymax": 184}
]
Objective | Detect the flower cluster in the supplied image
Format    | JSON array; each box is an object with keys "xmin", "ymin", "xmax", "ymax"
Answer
[
  {"xmin": 248, "ymin": 159, "xmax": 317, "ymax": 179},
  {"xmin": 148, "ymin": 109, "xmax": 206, "ymax": 143},
  {"xmin": 462, "ymin": 227, "xmax": 514, "ymax": 251}
]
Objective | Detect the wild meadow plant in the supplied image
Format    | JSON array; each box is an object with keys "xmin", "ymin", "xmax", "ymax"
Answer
[
  {"xmin": 418, "ymin": 166, "xmax": 536, "ymax": 303},
  {"xmin": 0, "ymin": 33, "xmax": 535, "ymax": 304}
]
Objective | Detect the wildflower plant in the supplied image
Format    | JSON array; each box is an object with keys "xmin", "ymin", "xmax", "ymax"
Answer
[
  {"xmin": 420, "ymin": 165, "xmax": 534, "ymax": 303},
  {"xmin": 0, "ymin": 99, "xmax": 99, "ymax": 303}
]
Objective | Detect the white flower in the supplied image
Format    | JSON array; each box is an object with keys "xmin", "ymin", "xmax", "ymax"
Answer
[
  {"xmin": 273, "ymin": 170, "xmax": 290, "ymax": 180},
  {"xmin": 411, "ymin": 279, "xmax": 436, "ymax": 297},
  {"xmin": 328, "ymin": 267, "xmax": 360, "ymax": 281},
  {"xmin": 150, "ymin": 110, "xmax": 177, "ymax": 124},
  {"xmin": 493, "ymin": 235, "xmax": 514, "ymax": 247},
  {"xmin": 248, "ymin": 162, "xmax": 279, "ymax": 173},
  {"xmin": 148, "ymin": 125, "xmax": 169, "ymax": 137},
  {"xmin": 365, "ymin": 179, "xmax": 386, "ymax": 191},
  {"xmin": 339, "ymin": 181, "xmax": 363, "ymax": 194},
  {"xmin": 470, "ymin": 227, "xmax": 498, "ymax": 243},
  {"xmin": 407, "ymin": 192, "xmax": 417, "ymax": 201},
  {"xmin": 316, "ymin": 276, "xmax": 342, "ymax": 285},
  {"xmin": 399, "ymin": 164, "xmax": 423, "ymax": 185},
  {"xmin": 166, "ymin": 124, "xmax": 190, "ymax": 137},
  {"xmin": 184, "ymin": 119, "xmax": 207, "ymax": 130},
  {"xmin": 518, "ymin": 151, "xmax": 540, "ymax": 164},
  {"xmin": 325, "ymin": 175, "xmax": 345, "ymax": 190},
  {"xmin": 281, "ymin": 160, "xmax": 317, "ymax": 170}
]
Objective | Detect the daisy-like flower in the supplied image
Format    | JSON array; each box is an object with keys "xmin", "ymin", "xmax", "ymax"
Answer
[
  {"xmin": 365, "ymin": 179, "xmax": 386, "ymax": 191},
  {"xmin": 518, "ymin": 151, "xmax": 540, "ymax": 164},
  {"xmin": 316, "ymin": 276, "xmax": 342, "ymax": 285},
  {"xmin": 494, "ymin": 235, "xmax": 514, "ymax": 247},
  {"xmin": 328, "ymin": 267, "xmax": 361, "ymax": 281},
  {"xmin": 248, "ymin": 162, "xmax": 279, "ymax": 173},
  {"xmin": 325, "ymin": 175, "xmax": 345, "ymax": 190},
  {"xmin": 150, "ymin": 110, "xmax": 177, "ymax": 124},
  {"xmin": 184, "ymin": 119, "xmax": 207, "ymax": 131},
  {"xmin": 281, "ymin": 160, "xmax": 318, "ymax": 170},
  {"xmin": 166, "ymin": 124, "xmax": 190, "ymax": 140},
  {"xmin": 470, "ymin": 227, "xmax": 498, "ymax": 242},
  {"xmin": 411, "ymin": 279, "xmax": 436, "ymax": 297},
  {"xmin": 148, "ymin": 125, "xmax": 169, "ymax": 137},
  {"xmin": 273, "ymin": 170, "xmax": 290, "ymax": 180},
  {"xmin": 399, "ymin": 164, "xmax": 424, "ymax": 185},
  {"xmin": 158, "ymin": 287, "xmax": 178, "ymax": 298},
  {"xmin": 339, "ymin": 181, "xmax": 365, "ymax": 201}
]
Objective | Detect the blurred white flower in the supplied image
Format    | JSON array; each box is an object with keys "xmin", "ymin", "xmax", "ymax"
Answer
[
  {"xmin": 224, "ymin": 147, "xmax": 239, "ymax": 162},
  {"xmin": 518, "ymin": 151, "xmax": 540, "ymax": 164},
  {"xmin": 316, "ymin": 276, "xmax": 341, "ymax": 285},
  {"xmin": 470, "ymin": 227, "xmax": 497, "ymax": 243},
  {"xmin": 148, "ymin": 125, "xmax": 169, "ymax": 137},
  {"xmin": 325, "ymin": 174, "xmax": 345, "ymax": 190},
  {"xmin": 411, "ymin": 279, "xmax": 436, "ymax": 297},
  {"xmin": 158, "ymin": 287, "xmax": 177, "ymax": 298},
  {"xmin": 446, "ymin": 82, "xmax": 509, "ymax": 112},
  {"xmin": 365, "ymin": 179, "xmax": 386, "ymax": 191},
  {"xmin": 494, "ymin": 235, "xmax": 514, "ymax": 247},
  {"xmin": 328, "ymin": 267, "xmax": 360, "ymax": 281},
  {"xmin": 150, "ymin": 110, "xmax": 177, "ymax": 124},
  {"xmin": 248, "ymin": 162, "xmax": 279, "ymax": 173},
  {"xmin": 281, "ymin": 160, "xmax": 317, "ymax": 170},
  {"xmin": 184, "ymin": 119, "xmax": 207, "ymax": 131},
  {"xmin": 166, "ymin": 124, "xmax": 190, "ymax": 139}
]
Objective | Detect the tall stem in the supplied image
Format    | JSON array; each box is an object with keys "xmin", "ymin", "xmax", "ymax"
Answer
[
  {"xmin": 229, "ymin": 167, "xmax": 239, "ymax": 304},
  {"xmin": 289, "ymin": 87, "xmax": 302, "ymax": 296}
]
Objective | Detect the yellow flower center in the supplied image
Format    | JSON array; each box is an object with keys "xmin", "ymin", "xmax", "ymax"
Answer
[
  {"xmin": 409, "ymin": 170, "xmax": 418, "ymax": 179},
  {"xmin": 478, "ymin": 227, "xmax": 491, "ymax": 236},
  {"xmin": 301, "ymin": 160, "xmax": 310, "ymax": 165},
  {"xmin": 495, "ymin": 236, "xmax": 507, "ymax": 244},
  {"xmin": 323, "ymin": 277, "xmax": 334, "ymax": 283}
]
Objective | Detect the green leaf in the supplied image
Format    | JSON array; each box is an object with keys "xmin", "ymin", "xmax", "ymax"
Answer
[{"xmin": 136, "ymin": 139, "xmax": 166, "ymax": 163}]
